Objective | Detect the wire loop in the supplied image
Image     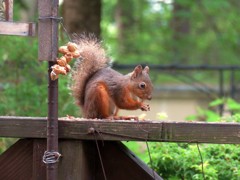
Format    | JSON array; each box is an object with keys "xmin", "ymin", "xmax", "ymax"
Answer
[
  {"xmin": 39, "ymin": 16, "xmax": 72, "ymax": 41},
  {"xmin": 38, "ymin": 16, "xmax": 63, "ymax": 22},
  {"xmin": 43, "ymin": 151, "xmax": 62, "ymax": 164}
]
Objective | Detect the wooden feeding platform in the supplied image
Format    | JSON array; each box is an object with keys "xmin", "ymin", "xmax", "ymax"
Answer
[{"xmin": 0, "ymin": 116, "xmax": 240, "ymax": 144}]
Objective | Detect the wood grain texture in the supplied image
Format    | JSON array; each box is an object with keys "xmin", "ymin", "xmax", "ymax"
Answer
[
  {"xmin": 96, "ymin": 141, "xmax": 162, "ymax": 180},
  {"xmin": 58, "ymin": 140, "xmax": 97, "ymax": 180},
  {"xmin": 38, "ymin": 0, "xmax": 60, "ymax": 179},
  {"xmin": 0, "ymin": 139, "xmax": 161, "ymax": 179},
  {"xmin": 5, "ymin": 0, "xmax": 13, "ymax": 21},
  {"xmin": 33, "ymin": 139, "xmax": 47, "ymax": 180},
  {"xmin": 0, "ymin": 116, "xmax": 240, "ymax": 144},
  {"xmin": 38, "ymin": 0, "xmax": 52, "ymax": 61},
  {"xmin": 58, "ymin": 140, "xmax": 162, "ymax": 180},
  {"xmin": 0, "ymin": 22, "xmax": 35, "ymax": 36},
  {"xmin": 38, "ymin": 0, "xmax": 59, "ymax": 61},
  {"xmin": 0, "ymin": 139, "xmax": 33, "ymax": 180}
]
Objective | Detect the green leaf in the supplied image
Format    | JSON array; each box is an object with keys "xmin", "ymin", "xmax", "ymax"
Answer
[
  {"xmin": 209, "ymin": 98, "xmax": 225, "ymax": 107},
  {"xmin": 205, "ymin": 110, "xmax": 220, "ymax": 122},
  {"xmin": 227, "ymin": 98, "xmax": 240, "ymax": 111},
  {"xmin": 185, "ymin": 115, "xmax": 198, "ymax": 121}
]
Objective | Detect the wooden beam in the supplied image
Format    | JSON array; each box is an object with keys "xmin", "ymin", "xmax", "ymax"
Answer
[
  {"xmin": 38, "ymin": 0, "xmax": 59, "ymax": 61},
  {"xmin": 5, "ymin": 0, "xmax": 13, "ymax": 21},
  {"xmin": 0, "ymin": 116, "xmax": 240, "ymax": 144},
  {"xmin": 0, "ymin": 22, "xmax": 35, "ymax": 36},
  {"xmin": 0, "ymin": 139, "xmax": 33, "ymax": 180},
  {"xmin": 100, "ymin": 141, "xmax": 162, "ymax": 180},
  {"xmin": 32, "ymin": 139, "xmax": 47, "ymax": 180}
]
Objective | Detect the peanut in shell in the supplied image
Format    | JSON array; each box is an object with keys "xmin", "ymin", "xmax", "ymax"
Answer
[
  {"xmin": 72, "ymin": 51, "xmax": 81, "ymax": 58},
  {"xmin": 51, "ymin": 64, "xmax": 67, "ymax": 75},
  {"xmin": 57, "ymin": 56, "xmax": 67, "ymax": 67},
  {"xmin": 50, "ymin": 71, "xmax": 59, "ymax": 80},
  {"xmin": 67, "ymin": 42, "xmax": 78, "ymax": 52},
  {"xmin": 64, "ymin": 52, "xmax": 73, "ymax": 63},
  {"xmin": 59, "ymin": 46, "xmax": 69, "ymax": 54},
  {"xmin": 65, "ymin": 64, "xmax": 71, "ymax": 72}
]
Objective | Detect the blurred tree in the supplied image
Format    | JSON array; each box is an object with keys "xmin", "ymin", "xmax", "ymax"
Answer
[
  {"xmin": 105, "ymin": 0, "xmax": 161, "ymax": 64},
  {"xmin": 62, "ymin": 0, "xmax": 101, "ymax": 38},
  {"xmin": 170, "ymin": 0, "xmax": 191, "ymax": 63},
  {"xmin": 102, "ymin": 0, "xmax": 240, "ymax": 65},
  {"xmin": 115, "ymin": 0, "xmax": 135, "ymax": 54},
  {"xmin": 20, "ymin": 0, "xmax": 37, "ymax": 21}
]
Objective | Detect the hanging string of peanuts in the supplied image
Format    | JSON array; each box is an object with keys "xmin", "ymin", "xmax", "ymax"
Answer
[{"xmin": 50, "ymin": 42, "xmax": 81, "ymax": 80}]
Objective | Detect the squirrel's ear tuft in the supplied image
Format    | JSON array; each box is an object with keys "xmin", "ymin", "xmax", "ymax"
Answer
[
  {"xmin": 131, "ymin": 65, "xmax": 143, "ymax": 79},
  {"xmin": 143, "ymin": 66, "xmax": 149, "ymax": 74}
]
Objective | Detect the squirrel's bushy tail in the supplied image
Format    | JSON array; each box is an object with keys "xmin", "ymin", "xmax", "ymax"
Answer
[{"xmin": 71, "ymin": 35, "xmax": 110, "ymax": 107}]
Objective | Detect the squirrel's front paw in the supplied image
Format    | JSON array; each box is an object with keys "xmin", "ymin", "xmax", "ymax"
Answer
[{"xmin": 140, "ymin": 104, "xmax": 150, "ymax": 111}]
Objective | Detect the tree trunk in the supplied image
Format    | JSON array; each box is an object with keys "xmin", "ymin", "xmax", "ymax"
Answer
[
  {"xmin": 115, "ymin": 0, "xmax": 135, "ymax": 54},
  {"xmin": 62, "ymin": 0, "xmax": 101, "ymax": 38},
  {"xmin": 170, "ymin": 0, "xmax": 191, "ymax": 63}
]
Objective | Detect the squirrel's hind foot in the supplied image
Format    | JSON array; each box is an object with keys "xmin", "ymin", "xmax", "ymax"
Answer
[{"xmin": 107, "ymin": 116, "xmax": 139, "ymax": 121}]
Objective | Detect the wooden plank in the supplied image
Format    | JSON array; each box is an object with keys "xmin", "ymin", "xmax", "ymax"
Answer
[
  {"xmin": 0, "ymin": 116, "xmax": 240, "ymax": 144},
  {"xmin": 5, "ymin": 0, "xmax": 13, "ymax": 21},
  {"xmin": 33, "ymin": 139, "xmax": 47, "ymax": 180},
  {"xmin": 97, "ymin": 141, "xmax": 162, "ymax": 180},
  {"xmin": 38, "ymin": 0, "xmax": 59, "ymax": 61},
  {"xmin": 58, "ymin": 140, "xmax": 97, "ymax": 180},
  {"xmin": 0, "ymin": 139, "xmax": 33, "ymax": 179},
  {"xmin": 0, "ymin": 21, "xmax": 35, "ymax": 36},
  {"xmin": 0, "ymin": 116, "xmax": 47, "ymax": 138},
  {"xmin": 58, "ymin": 140, "xmax": 162, "ymax": 180}
]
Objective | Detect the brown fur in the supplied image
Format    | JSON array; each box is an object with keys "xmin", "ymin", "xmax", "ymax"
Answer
[
  {"xmin": 71, "ymin": 35, "xmax": 110, "ymax": 107},
  {"xmin": 71, "ymin": 35, "xmax": 153, "ymax": 119}
]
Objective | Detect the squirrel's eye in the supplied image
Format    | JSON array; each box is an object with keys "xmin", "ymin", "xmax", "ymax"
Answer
[{"xmin": 139, "ymin": 82, "xmax": 146, "ymax": 89}]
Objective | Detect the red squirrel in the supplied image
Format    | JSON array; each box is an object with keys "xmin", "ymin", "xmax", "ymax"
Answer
[{"xmin": 71, "ymin": 35, "xmax": 153, "ymax": 119}]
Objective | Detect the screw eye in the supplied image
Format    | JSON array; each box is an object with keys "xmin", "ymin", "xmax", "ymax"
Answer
[{"xmin": 139, "ymin": 82, "xmax": 146, "ymax": 89}]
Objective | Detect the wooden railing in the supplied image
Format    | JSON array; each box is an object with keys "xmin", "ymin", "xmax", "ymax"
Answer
[
  {"xmin": 0, "ymin": 116, "xmax": 239, "ymax": 144},
  {"xmin": 0, "ymin": 0, "xmax": 35, "ymax": 36}
]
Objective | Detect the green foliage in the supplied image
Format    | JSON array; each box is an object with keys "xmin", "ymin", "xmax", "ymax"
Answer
[
  {"xmin": 0, "ymin": 138, "xmax": 18, "ymax": 154},
  {"xmin": 0, "ymin": 36, "xmax": 43, "ymax": 115},
  {"xmin": 123, "ymin": 141, "xmax": 148, "ymax": 162},
  {"xmin": 186, "ymin": 98, "xmax": 240, "ymax": 122},
  {"xmin": 186, "ymin": 107, "xmax": 220, "ymax": 122},
  {"xmin": 0, "ymin": 36, "xmax": 79, "ymax": 117},
  {"xmin": 148, "ymin": 143, "xmax": 240, "ymax": 180},
  {"xmin": 101, "ymin": 0, "xmax": 240, "ymax": 87},
  {"xmin": 102, "ymin": 0, "xmax": 172, "ymax": 64},
  {"xmin": 125, "ymin": 141, "xmax": 240, "ymax": 179},
  {"xmin": 102, "ymin": 0, "xmax": 240, "ymax": 65}
]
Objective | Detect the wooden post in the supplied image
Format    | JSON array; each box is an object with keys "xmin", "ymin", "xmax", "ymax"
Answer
[
  {"xmin": 5, "ymin": 0, "xmax": 13, "ymax": 21},
  {"xmin": 38, "ymin": 0, "xmax": 60, "ymax": 179}
]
